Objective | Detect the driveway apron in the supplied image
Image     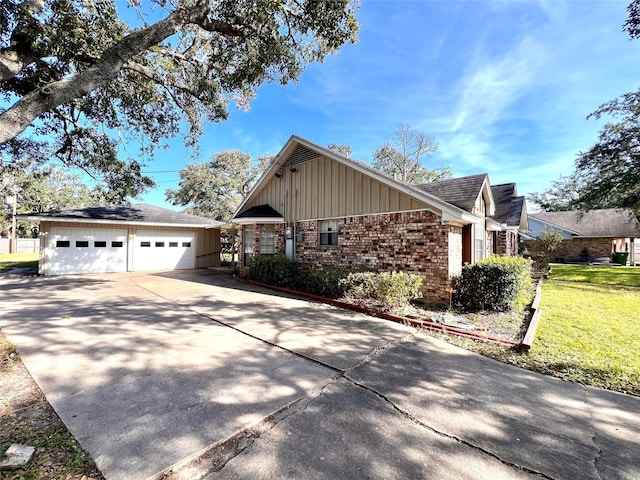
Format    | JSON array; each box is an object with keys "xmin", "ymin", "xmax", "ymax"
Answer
[{"xmin": 1, "ymin": 270, "xmax": 639, "ymax": 480}]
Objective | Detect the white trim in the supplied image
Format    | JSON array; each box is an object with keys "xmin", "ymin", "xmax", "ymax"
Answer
[
  {"xmin": 242, "ymin": 208, "xmax": 484, "ymax": 225},
  {"xmin": 232, "ymin": 135, "xmax": 480, "ymax": 225},
  {"xmin": 231, "ymin": 216, "xmax": 284, "ymax": 225},
  {"xmin": 20, "ymin": 215, "xmax": 219, "ymax": 229}
]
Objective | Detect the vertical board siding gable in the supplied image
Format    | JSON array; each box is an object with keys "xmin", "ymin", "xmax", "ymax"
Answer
[{"xmin": 243, "ymin": 154, "xmax": 431, "ymax": 220}]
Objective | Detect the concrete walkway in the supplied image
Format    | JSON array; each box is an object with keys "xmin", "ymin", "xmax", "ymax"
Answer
[{"xmin": 1, "ymin": 270, "xmax": 638, "ymax": 480}]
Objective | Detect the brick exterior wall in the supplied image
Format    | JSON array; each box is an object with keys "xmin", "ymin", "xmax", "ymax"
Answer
[
  {"xmin": 294, "ymin": 210, "xmax": 453, "ymax": 302},
  {"xmin": 521, "ymin": 237, "xmax": 614, "ymax": 262},
  {"xmin": 495, "ymin": 231, "xmax": 518, "ymax": 256}
]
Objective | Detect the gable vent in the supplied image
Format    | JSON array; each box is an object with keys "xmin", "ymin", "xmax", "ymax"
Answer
[{"xmin": 286, "ymin": 144, "xmax": 322, "ymax": 167}]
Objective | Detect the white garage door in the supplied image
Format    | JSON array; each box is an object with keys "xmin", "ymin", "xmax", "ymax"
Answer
[
  {"xmin": 133, "ymin": 230, "xmax": 195, "ymax": 271},
  {"xmin": 49, "ymin": 227, "xmax": 128, "ymax": 275}
]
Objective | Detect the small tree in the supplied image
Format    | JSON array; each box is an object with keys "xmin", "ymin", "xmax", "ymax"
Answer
[{"xmin": 538, "ymin": 227, "xmax": 564, "ymax": 253}]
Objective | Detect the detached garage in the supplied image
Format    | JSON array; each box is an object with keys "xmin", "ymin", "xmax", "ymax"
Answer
[{"xmin": 19, "ymin": 204, "xmax": 222, "ymax": 276}]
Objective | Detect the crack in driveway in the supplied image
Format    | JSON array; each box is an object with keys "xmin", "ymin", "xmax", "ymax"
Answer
[{"xmin": 137, "ymin": 278, "xmax": 549, "ymax": 480}]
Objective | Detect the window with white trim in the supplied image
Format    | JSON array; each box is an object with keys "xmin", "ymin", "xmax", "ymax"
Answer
[
  {"xmin": 475, "ymin": 238, "xmax": 483, "ymax": 262},
  {"xmin": 243, "ymin": 225, "xmax": 254, "ymax": 266},
  {"xmin": 319, "ymin": 219, "xmax": 338, "ymax": 246},
  {"xmin": 260, "ymin": 225, "xmax": 275, "ymax": 254}
]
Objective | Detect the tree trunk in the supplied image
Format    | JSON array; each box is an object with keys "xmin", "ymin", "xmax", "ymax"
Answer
[{"xmin": 0, "ymin": 6, "xmax": 205, "ymax": 144}]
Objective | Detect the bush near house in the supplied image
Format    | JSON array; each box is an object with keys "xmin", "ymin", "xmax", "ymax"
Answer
[
  {"xmin": 303, "ymin": 265, "xmax": 357, "ymax": 298},
  {"xmin": 248, "ymin": 255, "xmax": 299, "ymax": 289},
  {"xmin": 340, "ymin": 271, "xmax": 424, "ymax": 311},
  {"xmin": 453, "ymin": 255, "xmax": 535, "ymax": 312},
  {"xmin": 247, "ymin": 255, "xmax": 423, "ymax": 310}
]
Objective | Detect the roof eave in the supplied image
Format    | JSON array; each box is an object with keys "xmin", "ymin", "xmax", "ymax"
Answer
[
  {"xmin": 18, "ymin": 215, "xmax": 221, "ymax": 228},
  {"xmin": 231, "ymin": 216, "xmax": 285, "ymax": 225}
]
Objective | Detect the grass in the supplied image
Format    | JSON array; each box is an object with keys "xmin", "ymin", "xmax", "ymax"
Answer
[
  {"xmin": 433, "ymin": 264, "xmax": 640, "ymax": 396},
  {"xmin": 548, "ymin": 263, "xmax": 640, "ymax": 287},
  {"xmin": 0, "ymin": 252, "xmax": 39, "ymax": 273},
  {"xmin": 0, "ymin": 331, "xmax": 104, "ymax": 479}
]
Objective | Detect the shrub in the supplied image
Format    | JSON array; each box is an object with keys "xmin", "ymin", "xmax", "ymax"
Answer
[
  {"xmin": 453, "ymin": 255, "xmax": 534, "ymax": 312},
  {"xmin": 340, "ymin": 271, "xmax": 423, "ymax": 311},
  {"xmin": 522, "ymin": 250, "xmax": 549, "ymax": 275},
  {"xmin": 302, "ymin": 265, "xmax": 357, "ymax": 298},
  {"xmin": 248, "ymin": 255, "xmax": 299, "ymax": 288}
]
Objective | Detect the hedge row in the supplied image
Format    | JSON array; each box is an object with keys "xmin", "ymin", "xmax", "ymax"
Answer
[{"xmin": 246, "ymin": 256, "xmax": 423, "ymax": 310}]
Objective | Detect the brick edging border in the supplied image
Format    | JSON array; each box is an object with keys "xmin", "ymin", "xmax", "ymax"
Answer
[
  {"xmin": 246, "ymin": 279, "xmax": 518, "ymax": 346},
  {"xmin": 512, "ymin": 276, "xmax": 545, "ymax": 352}
]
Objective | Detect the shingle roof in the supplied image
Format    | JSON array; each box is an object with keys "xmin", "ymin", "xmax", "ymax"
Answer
[
  {"xmin": 507, "ymin": 196, "xmax": 526, "ymax": 227},
  {"xmin": 235, "ymin": 204, "xmax": 283, "ymax": 219},
  {"xmin": 530, "ymin": 209, "xmax": 640, "ymax": 237},
  {"xmin": 490, "ymin": 183, "xmax": 525, "ymax": 227},
  {"xmin": 18, "ymin": 203, "xmax": 222, "ymax": 227},
  {"xmin": 415, "ymin": 174, "xmax": 488, "ymax": 211}
]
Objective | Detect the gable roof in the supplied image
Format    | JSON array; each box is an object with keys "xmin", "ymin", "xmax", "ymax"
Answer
[
  {"xmin": 18, "ymin": 203, "xmax": 222, "ymax": 228},
  {"xmin": 233, "ymin": 204, "xmax": 284, "ymax": 225},
  {"xmin": 232, "ymin": 135, "xmax": 481, "ymax": 226},
  {"xmin": 490, "ymin": 183, "xmax": 527, "ymax": 229},
  {"xmin": 416, "ymin": 173, "xmax": 495, "ymax": 215},
  {"xmin": 529, "ymin": 209, "xmax": 640, "ymax": 237}
]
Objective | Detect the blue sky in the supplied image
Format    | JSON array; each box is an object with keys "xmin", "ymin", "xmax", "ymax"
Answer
[{"xmin": 137, "ymin": 0, "xmax": 640, "ymax": 211}]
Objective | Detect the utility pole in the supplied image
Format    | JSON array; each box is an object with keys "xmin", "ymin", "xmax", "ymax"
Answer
[{"xmin": 10, "ymin": 188, "xmax": 17, "ymax": 254}]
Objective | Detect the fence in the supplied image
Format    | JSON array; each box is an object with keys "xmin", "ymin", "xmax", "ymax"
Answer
[{"xmin": 0, "ymin": 238, "xmax": 39, "ymax": 254}]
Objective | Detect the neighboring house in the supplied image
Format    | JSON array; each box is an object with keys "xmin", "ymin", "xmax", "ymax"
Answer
[
  {"xmin": 523, "ymin": 209, "xmax": 640, "ymax": 265},
  {"xmin": 18, "ymin": 204, "xmax": 222, "ymax": 275},
  {"xmin": 230, "ymin": 135, "xmax": 525, "ymax": 302}
]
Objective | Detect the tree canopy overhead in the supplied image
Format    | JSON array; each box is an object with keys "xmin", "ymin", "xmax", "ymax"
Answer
[{"xmin": 0, "ymin": 0, "xmax": 359, "ymax": 202}]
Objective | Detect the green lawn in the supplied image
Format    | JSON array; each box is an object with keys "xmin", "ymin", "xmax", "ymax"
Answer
[
  {"xmin": 440, "ymin": 264, "xmax": 640, "ymax": 395},
  {"xmin": 549, "ymin": 263, "xmax": 640, "ymax": 288},
  {"xmin": 527, "ymin": 279, "xmax": 640, "ymax": 394},
  {"xmin": 0, "ymin": 252, "xmax": 39, "ymax": 273}
]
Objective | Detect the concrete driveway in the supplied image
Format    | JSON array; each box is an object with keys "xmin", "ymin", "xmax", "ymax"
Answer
[{"xmin": 1, "ymin": 270, "xmax": 638, "ymax": 480}]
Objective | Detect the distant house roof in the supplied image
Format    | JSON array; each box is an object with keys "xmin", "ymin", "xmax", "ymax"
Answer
[
  {"xmin": 530, "ymin": 209, "xmax": 640, "ymax": 238},
  {"xmin": 490, "ymin": 183, "xmax": 527, "ymax": 229},
  {"xmin": 17, "ymin": 203, "xmax": 222, "ymax": 228}
]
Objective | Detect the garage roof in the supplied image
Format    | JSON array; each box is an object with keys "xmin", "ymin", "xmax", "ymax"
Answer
[{"xmin": 18, "ymin": 203, "xmax": 222, "ymax": 228}]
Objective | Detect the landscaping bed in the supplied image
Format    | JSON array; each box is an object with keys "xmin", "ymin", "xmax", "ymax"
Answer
[{"xmin": 0, "ymin": 333, "xmax": 104, "ymax": 479}]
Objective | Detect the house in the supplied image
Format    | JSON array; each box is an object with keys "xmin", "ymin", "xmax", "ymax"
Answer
[
  {"xmin": 18, "ymin": 204, "xmax": 222, "ymax": 275},
  {"xmin": 523, "ymin": 208, "xmax": 640, "ymax": 265},
  {"xmin": 489, "ymin": 183, "xmax": 528, "ymax": 256},
  {"xmin": 417, "ymin": 177, "xmax": 527, "ymax": 257},
  {"xmin": 231, "ymin": 135, "xmax": 526, "ymax": 301}
]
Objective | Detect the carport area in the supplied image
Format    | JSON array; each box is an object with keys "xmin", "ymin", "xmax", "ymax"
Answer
[{"xmin": 1, "ymin": 271, "xmax": 639, "ymax": 480}]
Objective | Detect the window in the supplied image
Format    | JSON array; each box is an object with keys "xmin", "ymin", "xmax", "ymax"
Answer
[
  {"xmin": 112, "ymin": 241, "xmax": 124, "ymax": 248},
  {"xmin": 475, "ymin": 238, "xmax": 483, "ymax": 262},
  {"xmin": 76, "ymin": 240, "xmax": 89, "ymax": 248},
  {"xmin": 319, "ymin": 219, "xmax": 338, "ymax": 246},
  {"xmin": 56, "ymin": 240, "xmax": 70, "ymax": 247},
  {"xmin": 140, "ymin": 241, "xmax": 151, "ymax": 247},
  {"xmin": 260, "ymin": 225, "xmax": 275, "ymax": 254},
  {"xmin": 155, "ymin": 241, "xmax": 165, "ymax": 247},
  {"xmin": 169, "ymin": 242, "xmax": 178, "ymax": 247},
  {"xmin": 243, "ymin": 225, "xmax": 254, "ymax": 266},
  {"xmin": 182, "ymin": 242, "xmax": 191, "ymax": 248},
  {"xmin": 94, "ymin": 241, "xmax": 107, "ymax": 248}
]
